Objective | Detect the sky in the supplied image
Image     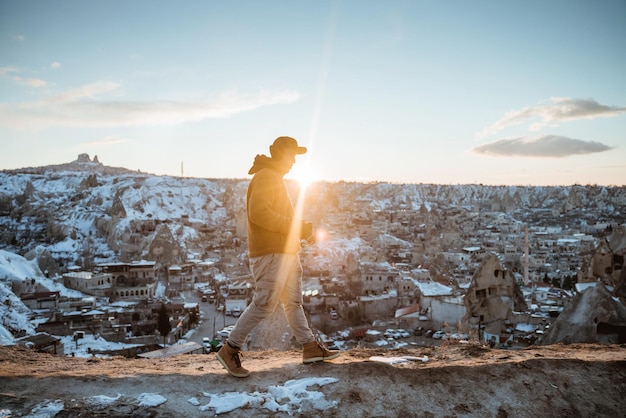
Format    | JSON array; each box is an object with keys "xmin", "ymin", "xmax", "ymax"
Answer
[{"xmin": 1, "ymin": 0, "xmax": 625, "ymax": 186}]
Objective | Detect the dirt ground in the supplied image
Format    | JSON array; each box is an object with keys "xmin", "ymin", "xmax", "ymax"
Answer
[{"xmin": 1, "ymin": 342, "xmax": 625, "ymax": 417}]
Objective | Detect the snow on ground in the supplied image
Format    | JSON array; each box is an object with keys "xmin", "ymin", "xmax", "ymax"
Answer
[
  {"xmin": 515, "ymin": 323, "xmax": 538, "ymax": 333},
  {"xmin": 0, "ymin": 250, "xmax": 43, "ymax": 280},
  {"xmin": 6, "ymin": 376, "xmax": 340, "ymax": 417},
  {"xmin": 0, "ymin": 249, "xmax": 87, "ymax": 344},
  {"xmin": 17, "ymin": 400, "xmax": 65, "ymax": 417},
  {"xmin": 0, "ymin": 281, "xmax": 36, "ymax": 341},
  {"xmin": 11, "ymin": 331, "xmax": 342, "ymax": 415},
  {"xmin": 59, "ymin": 333, "xmax": 142, "ymax": 358},
  {"xmin": 0, "ymin": 323, "xmax": 15, "ymax": 346},
  {"xmin": 3, "ymin": 343, "xmax": 340, "ymax": 416},
  {"xmin": 197, "ymin": 377, "xmax": 339, "ymax": 414},
  {"xmin": 137, "ymin": 393, "xmax": 168, "ymax": 407},
  {"xmin": 7, "ymin": 325, "xmax": 343, "ymax": 416},
  {"xmin": 154, "ymin": 281, "xmax": 167, "ymax": 298},
  {"xmin": 30, "ymin": 275, "xmax": 86, "ymax": 298},
  {"xmin": 86, "ymin": 394, "xmax": 122, "ymax": 407}
]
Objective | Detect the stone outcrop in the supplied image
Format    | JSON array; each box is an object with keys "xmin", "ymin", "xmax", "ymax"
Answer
[
  {"xmin": 541, "ymin": 282, "xmax": 626, "ymax": 344},
  {"xmin": 463, "ymin": 253, "xmax": 527, "ymax": 334}
]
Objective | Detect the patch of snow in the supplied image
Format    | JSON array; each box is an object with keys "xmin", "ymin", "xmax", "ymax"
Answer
[
  {"xmin": 200, "ymin": 377, "xmax": 338, "ymax": 414},
  {"xmin": 87, "ymin": 394, "xmax": 122, "ymax": 407},
  {"xmin": 0, "ymin": 324, "xmax": 15, "ymax": 346},
  {"xmin": 515, "ymin": 323, "xmax": 537, "ymax": 333},
  {"xmin": 369, "ymin": 355, "xmax": 429, "ymax": 364},
  {"xmin": 413, "ymin": 280, "xmax": 453, "ymax": 296},
  {"xmin": 0, "ymin": 281, "xmax": 36, "ymax": 339},
  {"xmin": 59, "ymin": 333, "xmax": 142, "ymax": 357},
  {"xmin": 136, "ymin": 393, "xmax": 167, "ymax": 407},
  {"xmin": 24, "ymin": 399, "xmax": 64, "ymax": 417},
  {"xmin": 187, "ymin": 397, "xmax": 201, "ymax": 406}
]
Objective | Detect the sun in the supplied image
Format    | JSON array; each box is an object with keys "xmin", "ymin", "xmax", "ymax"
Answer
[{"xmin": 289, "ymin": 164, "xmax": 319, "ymax": 190}]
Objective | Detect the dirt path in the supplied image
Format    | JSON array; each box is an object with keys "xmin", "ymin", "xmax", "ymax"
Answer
[{"xmin": 1, "ymin": 343, "xmax": 625, "ymax": 417}]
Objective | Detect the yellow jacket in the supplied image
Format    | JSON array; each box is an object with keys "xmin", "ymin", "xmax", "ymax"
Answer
[{"xmin": 246, "ymin": 155, "xmax": 302, "ymax": 257}]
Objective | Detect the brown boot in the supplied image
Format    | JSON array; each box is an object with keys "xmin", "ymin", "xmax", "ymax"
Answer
[
  {"xmin": 302, "ymin": 341, "xmax": 340, "ymax": 364},
  {"xmin": 216, "ymin": 341, "xmax": 250, "ymax": 378}
]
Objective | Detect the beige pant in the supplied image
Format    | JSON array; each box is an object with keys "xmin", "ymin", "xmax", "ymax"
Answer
[{"xmin": 227, "ymin": 253, "xmax": 315, "ymax": 348}]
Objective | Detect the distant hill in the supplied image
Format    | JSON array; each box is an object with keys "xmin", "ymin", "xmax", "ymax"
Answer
[
  {"xmin": 0, "ymin": 153, "xmax": 625, "ymax": 280},
  {"xmin": 1, "ymin": 153, "xmax": 145, "ymax": 176}
]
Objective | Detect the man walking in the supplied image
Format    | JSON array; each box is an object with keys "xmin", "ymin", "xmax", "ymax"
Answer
[{"xmin": 216, "ymin": 136, "xmax": 339, "ymax": 378}]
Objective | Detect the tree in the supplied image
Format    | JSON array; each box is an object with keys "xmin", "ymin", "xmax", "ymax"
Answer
[
  {"xmin": 188, "ymin": 310, "xmax": 198, "ymax": 327},
  {"xmin": 157, "ymin": 304, "xmax": 172, "ymax": 345},
  {"xmin": 562, "ymin": 274, "xmax": 576, "ymax": 291}
]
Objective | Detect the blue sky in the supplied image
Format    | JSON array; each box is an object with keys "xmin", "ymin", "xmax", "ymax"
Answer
[{"xmin": 1, "ymin": 0, "xmax": 625, "ymax": 185}]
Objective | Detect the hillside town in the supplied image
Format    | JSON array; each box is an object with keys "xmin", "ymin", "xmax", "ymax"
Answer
[{"xmin": 1, "ymin": 156, "xmax": 625, "ymax": 357}]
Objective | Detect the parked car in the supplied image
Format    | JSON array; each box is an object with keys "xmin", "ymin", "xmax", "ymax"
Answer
[
  {"xmin": 432, "ymin": 330, "xmax": 446, "ymax": 339},
  {"xmin": 202, "ymin": 337, "xmax": 222, "ymax": 353},
  {"xmin": 218, "ymin": 325, "xmax": 234, "ymax": 339},
  {"xmin": 424, "ymin": 329, "xmax": 434, "ymax": 338},
  {"xmin": 413, "ymin": 327, "xmax": 424, "ymax": 336},
  {"xmin": 396, "ymin": 329, "xmax": 410, "ymax": 338},
  {"xmin": 202, "ymin": 337, "xmax": 211, "ymax": 348},
  {"xmin": 330, "ymin": 310, "xmax": 339, "ymax": 320},
  {"xmin": 384, "ymin": 329, "xmax": 401, "ymax": 339}
]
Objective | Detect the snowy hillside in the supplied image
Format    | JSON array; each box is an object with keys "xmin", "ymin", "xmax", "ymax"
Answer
[
  {"xmin": 0, "ymin": 158, "xmax": 246, "ymax": 270},
  {"xmin": 1, "ymin": 155, "xmax": 625, "ymax": 272},
  {"xmin": 1, "ymin": 155, "xmax": 625, "ymax": 344},
  {"xmin": 0, "ymin": 250, "xmax": 87, "ymax": 344}
]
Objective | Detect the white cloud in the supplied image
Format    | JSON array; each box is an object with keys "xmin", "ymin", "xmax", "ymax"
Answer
[
  {"xmin": 472, "ymin": 135, "xmax": 614, "ymax": 158},
  {"xmin": 0, "ymin": 82, "xmax": 300, "ymax": 129},
  {"xmin": 478, "ymin": 98, "xmax": 626, "ymax": 138},
  {"xmin": 48, "ymin": 81, "xmax": 122, "ymax": 103},
  {"xmin": 51, "ymin": 62, "xmax": 62, "ymax": 69},
  {"xmin": 12, "ymin": 35, "xmax": 25, "ymax": 41},
  {"xmin": 13, "ymin": 76, "xmax": 47, "ymax": 87},
  {"xmin": 1, "ymin": 66, "xmax": 47, "ymax": 87},
  {"xmin": 0, "ymin": 66, "xmax": 19, "ymax": 76}
]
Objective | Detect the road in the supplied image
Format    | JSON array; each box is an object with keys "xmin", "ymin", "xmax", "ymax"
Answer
[{"xmin": 179, "ymin": 290, "xmax": 238, "ymax": 344}]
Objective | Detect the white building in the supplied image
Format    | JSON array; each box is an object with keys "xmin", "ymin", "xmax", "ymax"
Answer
[{"xmin": 63, "ymin": 271, "xmax": 113, "ymax": 297}]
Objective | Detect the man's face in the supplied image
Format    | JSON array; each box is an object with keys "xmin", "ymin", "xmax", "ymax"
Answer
[{"xmin": 276, "ymin": 149, "xmax": 297, "ymax": 173}]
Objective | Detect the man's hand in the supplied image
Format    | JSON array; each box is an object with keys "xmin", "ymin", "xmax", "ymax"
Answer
[
  {"xmin": 301, "ymin": 221, "xmax": 313, "ymax": 240},
  {"xmin": 300, "ymin": 221, "xmax": 316, "ymax": 246}
]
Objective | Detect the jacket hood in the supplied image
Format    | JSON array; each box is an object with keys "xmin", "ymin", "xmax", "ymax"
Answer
[{"xmin": 247, "ymin": 154, "xmax": 286, "ymax": 175}]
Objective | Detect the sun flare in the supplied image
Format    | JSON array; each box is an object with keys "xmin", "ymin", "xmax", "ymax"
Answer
[
  {"xmin": 315, "ymin": 228, "xmax": 327, "ymax": 242},
  {"xmin": 289, "ymin": 165, "xmax": 318, "ymax": 190}
]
